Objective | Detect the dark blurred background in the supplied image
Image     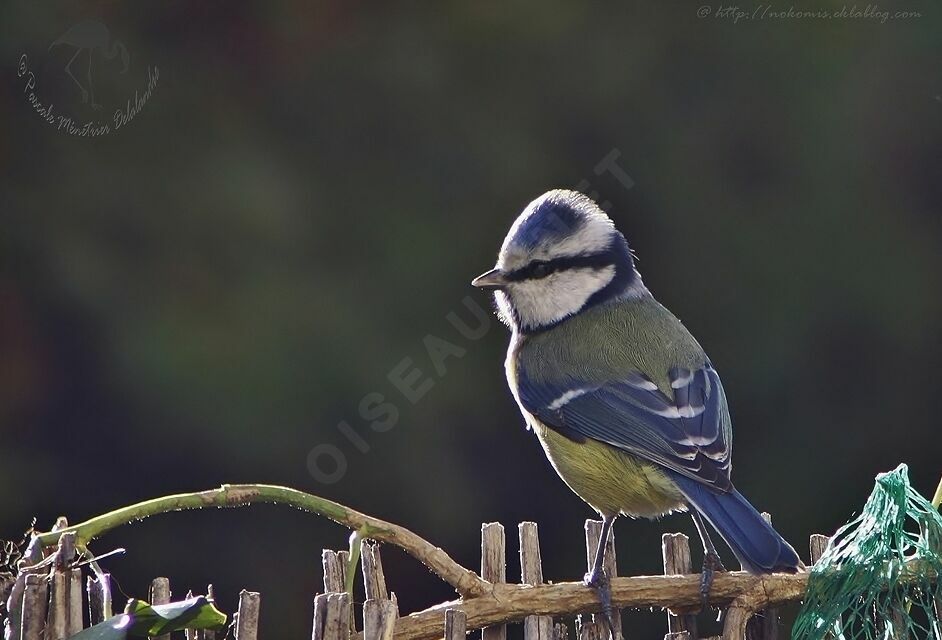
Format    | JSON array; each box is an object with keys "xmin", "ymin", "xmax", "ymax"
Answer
[{"xmin": 2, "ymin": 2, "xmax": 940, "ymax": 637}]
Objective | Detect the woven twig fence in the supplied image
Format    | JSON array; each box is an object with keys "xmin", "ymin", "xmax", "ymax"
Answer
[
  {"xmin": 2, "ymin": 486, "xmax": 827, "ymax": 640},
  {"xmin": 4, "ymin": 521, "xmax": 826, "ymax": 640}
]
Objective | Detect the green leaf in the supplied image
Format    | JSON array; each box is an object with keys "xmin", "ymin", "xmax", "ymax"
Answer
[
  {"xmin": 126, "ymin": 596, "xmax": 227, "ymax": 634},
  {"xmin": 66, "ymin": 596, "xmax": 227, "ymax": 639},
  {"xmin": 64, "ymin": 614, "xmax": 135, "ymax": 640}
]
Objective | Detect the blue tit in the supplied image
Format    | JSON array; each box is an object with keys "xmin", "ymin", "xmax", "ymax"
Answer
[{"xmin": 472, "ymin": 189, "xmax": 801, "ymax": 622}]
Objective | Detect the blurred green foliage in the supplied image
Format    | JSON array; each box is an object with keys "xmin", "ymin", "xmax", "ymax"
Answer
[{"xmin": 1, "ymin": 2, "xmax": 940, "ymax": 637}]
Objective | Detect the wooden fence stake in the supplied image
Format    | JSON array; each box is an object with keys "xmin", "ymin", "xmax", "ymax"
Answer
[
  {"xmin": 361, "ymin": 538, "xmax": 396, "ymax": 640},
  {"xmin": 444, "ymin": 608, "xmax": 467, "ymax": 640},
  {"xmin": 744, "ymin": 514, "xmax": 779, "ymax": 640},
  {"xmin": 519, "ymin": 522, "xmax": 554, "ymax": 640},
  {"xmin": 20, "ymin": 573, "xmax": 48, "ymax": 640},
  {"xmin": 364, "ymin": 599, "xmax": 398, "ymax": 640},
  {"xmin": 481, "ymin": 523, "xmax": 506, "ymax": 640},
  {"xmin": 662, "ymin": 533, "xmax": 697, "ymax": 640},
  {"xmin": 46, "ymin": 531, "xmax": 77, "ymax": 640},
  {"xmin": 234, "ymin": 589, "xmax": 261, "ymax": 640},
  {"xmin": 6, "ymin": 526, "xmax": 53, "ymax": 640},
  {"xmin": 808, "ymin": 534, "xmax": 829, "ymax": 565},
  {"xmin": 313, "ymin": 593, "xmax": 329, "ymax": 640},
  {"xmin": 68, "ymin": 568, "xmax": 83, "ymax": 635},
  {"xmin": 198, "ymin": 585, "xmax": 217, "ymax": 640},
  {"xmin": 336, "ymin": 592, "xmax": 353, "ymax": 640},
  {"xmin": 5, "ymin": 573, "xmax": 26, "ymax": 640},
  {"xmin": 585, "ymin": 520, "xmax": 621, "ymax": 640},
  {"xmin": 86, "ymin": 573, "xmax": 111, "ymax": 625},
  {"xmin": 576, "ymin": 614, "xmax": 603, "ymax": 640},
  {"xmin": 148, "ymin": 577, "xmax": 171, "ymax": 640},
  {"xmin": 361, "ymin": 540, "xmax": 389, "ymax": 601},
  {"xmin": 323, "ymin": 550, "xmax": 347, "ymax": 593},
  {"xmin": 312, "ymin": 591, "xmax": 352, "ymax": 640}
]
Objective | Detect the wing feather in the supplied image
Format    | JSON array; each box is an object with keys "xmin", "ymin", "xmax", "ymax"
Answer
[{"xmin": 518, "ymin": 363, "xmax": 733, "ymax": 491}]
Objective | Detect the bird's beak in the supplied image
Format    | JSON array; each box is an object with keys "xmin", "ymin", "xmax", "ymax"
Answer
[{"xmin": 471, "ymin": 268, "xmax": 508, "ymax": 290}]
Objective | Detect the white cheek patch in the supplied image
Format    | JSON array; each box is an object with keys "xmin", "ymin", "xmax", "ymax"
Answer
[
  {"xmin": 509, "ymin": 265, "xmax": 616, "ymax": 330},
  {"xmin": 494, "ymin": 291, "xmax": 514, "ymax": 327}
]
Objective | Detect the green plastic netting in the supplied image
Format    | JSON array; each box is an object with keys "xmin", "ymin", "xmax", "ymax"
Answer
[{"xmin": 793, "ymin": 464, "xmax": 942, "ymax": 640}]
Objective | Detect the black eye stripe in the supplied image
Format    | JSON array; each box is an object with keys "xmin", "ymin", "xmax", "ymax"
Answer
[{"xmin": 506, "ymin": 253, "xmax": 614, "ymax": 282}]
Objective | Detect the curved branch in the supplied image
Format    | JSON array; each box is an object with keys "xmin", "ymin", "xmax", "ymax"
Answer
[
  {"xmin": 391, "ymin": 572, "xmax": 809, "ymax": 640},
  {"xmin": 32, "ymin": 484, "xmax": 488, "ymax": 598}
]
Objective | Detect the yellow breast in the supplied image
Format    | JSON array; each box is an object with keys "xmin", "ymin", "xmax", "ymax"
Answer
[{"xmin": 532, "ymin": 420, "xmax": 686, "ymax": 519}]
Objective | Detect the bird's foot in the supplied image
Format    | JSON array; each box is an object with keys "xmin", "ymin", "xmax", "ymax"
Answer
[
  {"xmin": 91, "ymin": 102, "xmax": 102, "ymax": 110},
  {"xmin": 699, "ymin": 551, "xmax": 727, "ymax": 613},
  {"xmin": 584, "ymin": 568, "xmax": 617, "ymax": 639}
]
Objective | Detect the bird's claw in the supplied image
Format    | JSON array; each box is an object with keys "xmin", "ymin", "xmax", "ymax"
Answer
[
  {"xmin": 584, "ymin": 568, "xmax": 617, "ymax": 639},
  {"xmin": 699, "ymin": 551, "xmax": 727, "ymax": 613}
]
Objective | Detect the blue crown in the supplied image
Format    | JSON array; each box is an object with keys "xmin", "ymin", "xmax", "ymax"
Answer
[{"xmin": 510, "ymin": 192, "xmax": 595, "ymax": 250}]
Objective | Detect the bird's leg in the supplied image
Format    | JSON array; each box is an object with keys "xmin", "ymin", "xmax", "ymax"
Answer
[
  {"xmin": 64, "ymin": 49, "xmax": 87, "ymax": 102},
  {"xmin": 86, "ymin": 50, "xmax": 100, "ymax": 110},
  {"xmin": 583, "ymin": 514, "xmax": 617, "ymax": 639},
  {"xmin": 690, "ymin": 510, "xmax": 727, "ymax": 611}
]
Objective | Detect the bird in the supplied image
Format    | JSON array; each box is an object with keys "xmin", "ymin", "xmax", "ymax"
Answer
[
  {"xmin": 471, "ymin": 189, "xmax": 801, "ymax": 628},
  {"xmin": 49, "ymin": 20, "xmax": 130, "ymax": 110}
]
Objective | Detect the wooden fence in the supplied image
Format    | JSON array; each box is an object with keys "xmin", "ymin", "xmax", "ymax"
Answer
[{"xmin": 4, "ymin": 517, "xmax": 829, "ymax": 640}]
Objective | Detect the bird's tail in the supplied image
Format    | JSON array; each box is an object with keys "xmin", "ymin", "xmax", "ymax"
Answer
[{"xmin": 672, "ymin": 475, "xmax": 802, "ymax": 574}]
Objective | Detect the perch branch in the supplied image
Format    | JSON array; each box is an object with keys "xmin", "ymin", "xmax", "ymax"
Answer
[
  {"xmin": 390, "ymin": 558, "xmax": 938, "ymax": 640},
  {"xmin": 390, "ymin": 571, "xmax": 809, "ymax": 640},
  {"xmin": 31, "ymin": 484, "xmax": 488, "ymax": 598}
]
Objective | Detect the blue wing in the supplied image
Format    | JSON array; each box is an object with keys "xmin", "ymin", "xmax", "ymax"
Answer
[{"xmin": 517, "ymin": 364, "xmax": 733, "ymax": 491}]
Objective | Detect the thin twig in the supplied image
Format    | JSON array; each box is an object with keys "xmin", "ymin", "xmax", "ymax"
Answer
[{"xmin": 32, "ymin": 484, "xmax": 488, "ymax": 598}]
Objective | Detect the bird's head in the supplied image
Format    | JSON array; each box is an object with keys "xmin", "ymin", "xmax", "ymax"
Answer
[{"xmin": 472, "ymin": 189, "xmax": 644, "ymax": 332}]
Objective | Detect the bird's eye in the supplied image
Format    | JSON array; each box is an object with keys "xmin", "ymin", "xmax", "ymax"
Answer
[{"xmin": 530, "ymin": 262, "xmax": 551, "ymax": 279}]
